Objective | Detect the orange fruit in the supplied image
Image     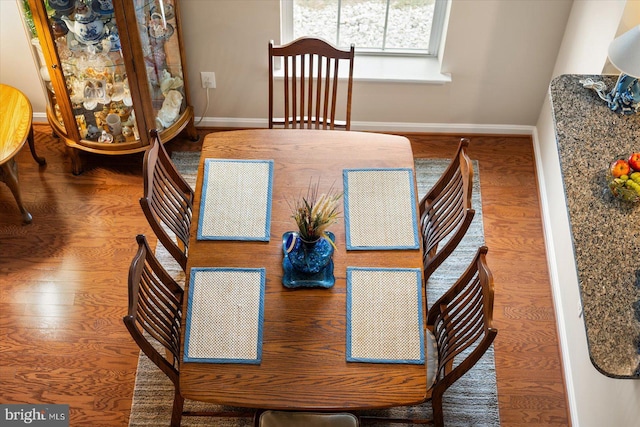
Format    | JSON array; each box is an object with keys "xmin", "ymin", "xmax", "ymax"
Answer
[{"xmin": 611, "ymin": 159, "xmax": 631, "ymax": 178}]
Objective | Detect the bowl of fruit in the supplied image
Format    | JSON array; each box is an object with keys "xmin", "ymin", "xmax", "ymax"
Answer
[{"xmin": 607, "ymin": 152, "xmax": 640, "ymax": 203}]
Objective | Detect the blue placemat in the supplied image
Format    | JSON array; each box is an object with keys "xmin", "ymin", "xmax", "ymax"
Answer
[
  {"xmin": 197, "ymin": 159, "xmax": 274, "ymax": 241},
  {"xmin": 343, "ymin": 168, "xmax": 420, "ymax": 250},
  {"xmin": 184, "ymin": 267, "xmax": 265, "ymax": 364},
  {"xmin": 346, "ymin": 267, "xmax": 424, "ymax": 364}
]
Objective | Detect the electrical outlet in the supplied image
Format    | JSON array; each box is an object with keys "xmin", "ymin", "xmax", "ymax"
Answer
[{"xmin": 200, "ymin": 71, "xmax": 216, "ymax": 89}]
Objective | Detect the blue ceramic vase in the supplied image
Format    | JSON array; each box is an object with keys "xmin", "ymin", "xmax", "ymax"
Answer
[{"xmin": 285, "ymin": 232, "xmax": 334, "ymax": 275}]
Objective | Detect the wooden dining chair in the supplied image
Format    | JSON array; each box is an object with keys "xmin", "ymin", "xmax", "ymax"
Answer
[
  {"xmin": 255, "ymin": 410, "xmax": 359, "ymax": 427},
  {"xmin": 124, "ymin": 234, "xmax": 255, "ymax": 427},
  {"xmin": 269, "ymin": 37, "xmax": 355, "ymax": 130},
  {"xmin": 359, "ymin": 246, "xmax": 497, "ymax": 427},
  {"xmin": 418, "ymin": 138, "xmax": 475, "ymax": 282},
  {"xmin": 140, "ymin": 129, "xmax": 194, "ymax": 272}
]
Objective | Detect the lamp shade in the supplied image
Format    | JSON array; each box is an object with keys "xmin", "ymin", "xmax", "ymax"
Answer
[{"xmin": 608, "ymin": 25, "xmax": 640, "ymax": 78}]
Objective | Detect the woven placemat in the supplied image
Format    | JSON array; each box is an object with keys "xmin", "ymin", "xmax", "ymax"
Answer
[
  {"xmin": 343, "ymin": 168, "xmax": 419, "ymax": 250},
  {"xmin": 346, "ymin": 267, "xmax": 424, "ymax": 364},
  {"xmin": 184, "ymin": 267, "xmax": 265, "ymax": 364},
  {"xmin": 197, "ymin": 159, "xmax": 273, "ymax": 241}
]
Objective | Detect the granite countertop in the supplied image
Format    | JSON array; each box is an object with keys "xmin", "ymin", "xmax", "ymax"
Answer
[{"xmin": 550, "ymin": 74, "xmax": 640, "ymax": 378}]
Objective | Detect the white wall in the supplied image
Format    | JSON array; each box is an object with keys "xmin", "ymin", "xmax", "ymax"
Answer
[
  {"xmin": 0, "ymin": 0, "xmax": 45, "ymax": 116},
  {"xmin": 1, "ymin": 0, "xmax": 572, "ymax": 129},
  {"xmin": 534, "ymin": 1, "xmax": 640, "ymax": 426}
]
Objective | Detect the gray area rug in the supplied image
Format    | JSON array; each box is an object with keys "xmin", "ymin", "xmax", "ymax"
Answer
[{"xmin": 128, "ymin": 154, "xmax": 499, "ymax": 426}]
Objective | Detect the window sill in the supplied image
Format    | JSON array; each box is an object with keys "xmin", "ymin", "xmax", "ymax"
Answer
[
  {"xmin": 353, "ymin": 55, "xmax": 451, "ymax": 84},
  {"xmin": 273, "ymin": 55, "xmax": 452, "ymax": 85}
]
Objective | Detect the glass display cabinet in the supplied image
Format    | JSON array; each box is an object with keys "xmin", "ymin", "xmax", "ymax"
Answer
[{"xmin": 18, "ymin": 0, "xmax": 197, "ymax": 174}]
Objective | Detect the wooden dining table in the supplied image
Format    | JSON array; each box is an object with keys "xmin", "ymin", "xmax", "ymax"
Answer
[{"xmin": 180, "ymin": 129, "xmax": 426, "ymax": 410}]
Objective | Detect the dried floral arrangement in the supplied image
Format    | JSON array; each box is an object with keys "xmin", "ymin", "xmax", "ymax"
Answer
[{"xmin": 289, "ymin": 179, "xmax": 342, "ymax": 243}]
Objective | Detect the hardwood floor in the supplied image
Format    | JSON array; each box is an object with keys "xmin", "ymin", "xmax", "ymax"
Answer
[
  {"xmin": 409, "ymin": 134, "xmax": 570, "ymax": 426},
  {"xmin": 0, "ymin": 125, "xmax": 570, "ymax": 426}
]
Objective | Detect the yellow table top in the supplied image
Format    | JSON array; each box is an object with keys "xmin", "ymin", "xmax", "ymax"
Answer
[{"xmin": 0, "ymin": 84, "xmax": 33, "ymax": 165}]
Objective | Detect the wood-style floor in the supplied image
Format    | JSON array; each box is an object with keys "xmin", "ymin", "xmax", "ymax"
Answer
[{"xmin": 0, "ymin": 125, "xmax": 570, "ymax": 426}]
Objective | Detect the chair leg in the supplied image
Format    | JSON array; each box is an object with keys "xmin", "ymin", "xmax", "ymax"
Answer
[
  {"xmin": 431, "ymin": 394, "xmax": 445, "ymax": 427},
  {"xmin": 253, "ymin": 409, "xmax": 264, "ymax": 427},
  {"xmin": 170, "ymin": 390, "xmax": 184, "ymax": 427}
]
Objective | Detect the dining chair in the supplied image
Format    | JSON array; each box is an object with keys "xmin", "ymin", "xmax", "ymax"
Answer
[
  {"xmin": 255, "ymin": 410, "xmax": 359, "ymax": 427},
  {"xmin": 140, "ymin": 129, "xmax": 194, "ymax": 272},
  {"xmin": 269, "ymin": 37, "xmax": 355, "ymax": 130},
  {"xmin": 359, "ymin": 246, "xmax": 497, "ymax": 427},
  {"xmin": 418, "ymin": 137, "xmax": 475, "ymax": 282},
  {"xmin": 123, "ymin": 234, "xmax": 255, "ymax": 427}
]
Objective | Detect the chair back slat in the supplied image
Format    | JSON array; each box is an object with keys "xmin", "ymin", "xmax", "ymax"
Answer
[
  {"xmin": 315, "ymin": 58, "xmax": 322, "ymax": 129},
  {"xmin": 124, "ymin": 235, "xmax": 256, "ymax": 425},
  {"xmin": 140, "ymin": 129, "xmax": 194, "ymax": 271},
  {"xmin": 435, "ymin": 278, "xmax": 486, "ymax": 369},
  {"xmin": 330, "ymin": 56, "xmax": 340, "ymax": 129},
  {"xmin": 283, "ymin": 58, "xmax": 290, "ymax": 127},
  {"xmin": 137, "ymin": 269, "xmax": 181, "ymax": 354},
  {"xmin": 269, "ymin": 37, "xmax": 355, "ymax": 130},
  {"xmin": 425, "ymin": 184, "xmax": 465, "ymax": 250},
  {"xmin": 150, "ymin": 165, "xmax": 191, "ymax": 241},
  {"xmin": 124, "ymin": 235, "xmax": 184, "ymax": 386},
  {"xmin": 419, "ymin": 138, "xmax": 475, "ymax": 281},
  {"xmin": 423, "ymin": 161, "xmax": 466, "ymax": 248},
  {"xmin": 306, "ymin": 54, "xmax": 314, "ymax": 128},
  {"xmin": 427, "ymin": 246, "xmax": 497, "ymax": 392},
  {"xmin": 299, "ymin": 54, "xmax": 305, "ymax": 127}
]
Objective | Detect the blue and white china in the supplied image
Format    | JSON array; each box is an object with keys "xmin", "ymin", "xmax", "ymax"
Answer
[
  {"xmin": 92, "ymin": 0, "xmax": 114, "ymax": 15},
  {"xmin": 61, "ymin": 2, "xmax": 104, "ymax": 44},
  {"xmin": 48, "ymin": 0, "xmax": 75, "ymax": 16}
]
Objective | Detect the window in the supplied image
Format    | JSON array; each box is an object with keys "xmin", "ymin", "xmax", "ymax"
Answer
[{"xmin": 281, "ymin": 0, "xmax": 448, "ymax": 56}]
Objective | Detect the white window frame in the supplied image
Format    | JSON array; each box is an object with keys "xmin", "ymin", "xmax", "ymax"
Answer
[{"xmin": 281, "ymin": 0, "xmax": 449, "ymax": 57}]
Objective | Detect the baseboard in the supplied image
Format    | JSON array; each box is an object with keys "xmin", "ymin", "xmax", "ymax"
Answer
[
  {"xmin": 531, "ymin": 127, "xmax": 579, "ymax": 427},
  {"xmin": 33, "ymin": 113, "xmax": 536, "ymax": 136},
  {"xmin": 194, "ymin": 116, "xmax": 536, "ymax": 135},
  {"xmin": 33, "ymin": 112, "xmax": 48, "ymax": 123},
  {"xmin": 350, "ymin": 121, "xmax": 535, "ymax": 135},
  {"xmin": 195, "ymin": 117, "xmax": 265, "ymax": 129}
]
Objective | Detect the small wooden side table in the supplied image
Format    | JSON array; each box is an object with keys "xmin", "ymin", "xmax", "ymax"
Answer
[{"xmin": 0, "ymin": 84, "xmax": 46, "ymax": 224}]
